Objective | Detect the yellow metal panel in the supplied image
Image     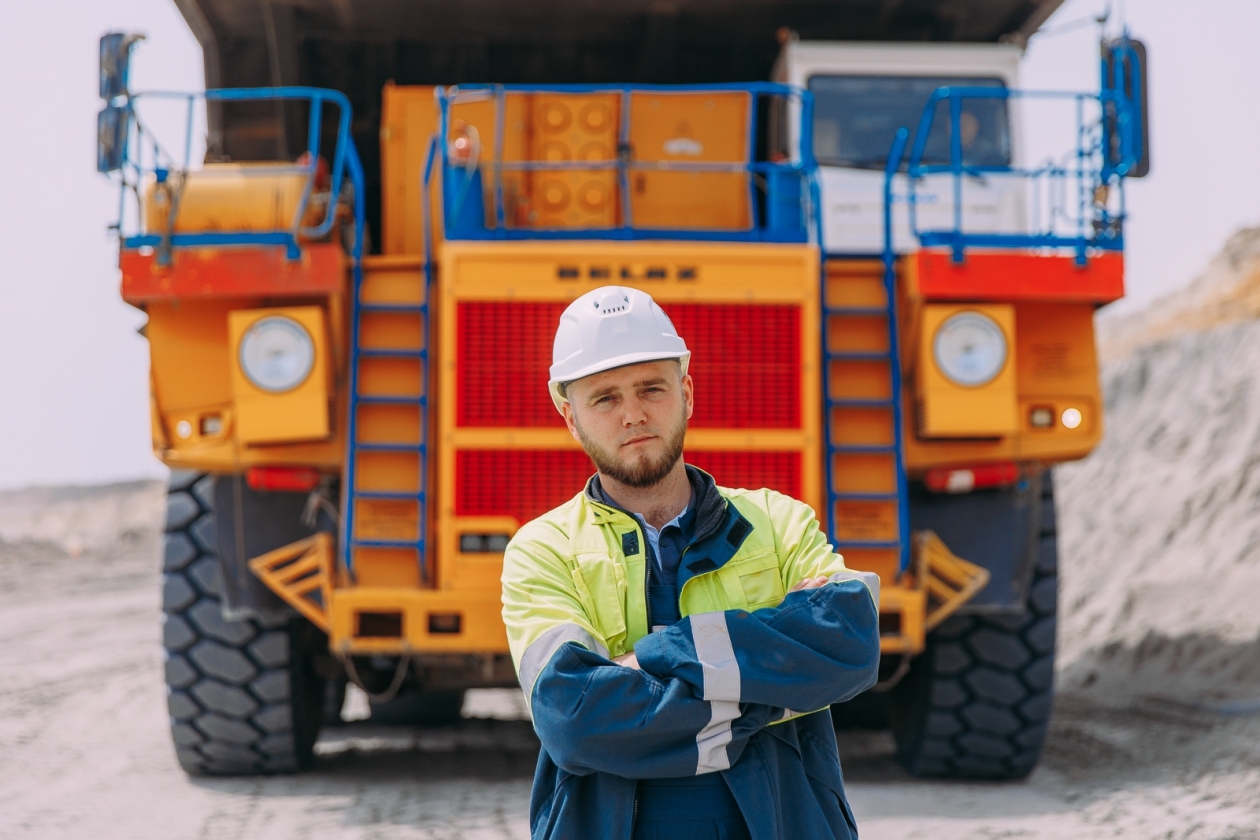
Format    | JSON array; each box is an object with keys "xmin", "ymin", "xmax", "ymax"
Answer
[
  {"xmin": 825, "ymin": 260, "xmax": 886, "ymax": 308},
  {"xmin": 830, "ymin": 453, "xmax": 896, "ymax": 494},
  {"xmin": 832, "ymin": 500, "xmax": 899, "ymax": 543},
  {"xmin": 357, "ymin": 404, "xmax": 423, "ymax": 445},
  {"xmin": 448, "ymin": 516, "xmax": 521, "ymax": 591},
  {"xmin": 915, "ymin": 303, "xmax": 1018, "ymax": 438},
  {"xmin": 380, "ymin": 85, "xmax": 444, "ymax": 256},
  {"xmin": 841, "ymin": 547, "xmax": 902, "ymax": 589},
  {"xmin": 148, "ymin": 299, "xmax": 236, "ymax": 411},
  {"xmin": 358, "ymin": 357, "xmax": 423, "ymax": 399},
  {"xmin": 328, "ymin": 588, "xmax": 508, "ymax": 654},
  {"xmin": 831, "ymin": 406, "xmax": 894, "ymax": 447},
  {"xmin": 829, "ymin": 359, "xmax": 892, "ymax": 400},
  {"xmin": 353, "ymin": 499, "xmax": 420, "ymax": 542},
  {"xmin": 359, "ymin": 312, "xmax": 425, "ymax": 351},
  {"xmin": 440, "ymin": 241, "xmax": 822, "ymax": 304},
  {"xmin": 879, "ymin": 585, "xmax": 928, "ymax": 655},
  {"xmin": 227, "ymin": 306, "xmax": 331, "ymax": 445},
  {"xmin": 529, "ymin": 94, "xmax": 620, "ymax": 229},
  {"xmin": 828, "ymin": 314, "xmax": 889, "ymax": 353},
  {"xmin": 355, "ymin": 451, "xmax": 420, "ymax": 492},
  {"xmin": 628, "ymin": 92, "xmax": 750, "ymax": 230},
  {"xmin": 353, "ymin": 546, "xmax": 423, "ymax": 588},
  {"xmin": 360, "ymin": 256, "xmax": 427, "ymax": 305}
]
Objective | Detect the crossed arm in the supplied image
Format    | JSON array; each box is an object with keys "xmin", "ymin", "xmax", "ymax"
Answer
[
  {"xmin": 611, "ymin": 574, "xmax": 833, "ymax": 670},
  {"xmin": 501, "ymin": 503, "xmax": 881, "ymax": 778}
]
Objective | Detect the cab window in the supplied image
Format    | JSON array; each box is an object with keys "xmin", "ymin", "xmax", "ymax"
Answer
[{"xmin": 807, "ymin": 75, "xmax": 1011, "ymax": 170}]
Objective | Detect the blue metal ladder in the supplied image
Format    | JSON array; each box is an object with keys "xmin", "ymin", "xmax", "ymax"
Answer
[
  {"xmin": 821, "ymin": 129, "xmax": 913, "ymax": 580},
  {"xmin": 339, "ymin": 140, "xmax": 437, "ymax": 584}
]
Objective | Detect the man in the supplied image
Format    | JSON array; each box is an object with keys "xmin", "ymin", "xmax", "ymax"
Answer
[{"xmin": 502, "ymin": 286, "xmax": 881, "ymax": 840}]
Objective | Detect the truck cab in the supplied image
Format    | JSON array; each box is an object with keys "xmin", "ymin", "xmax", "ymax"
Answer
[{"xmin": 777, "ymin": 40, "xmax": 1026, "ymax": 253}]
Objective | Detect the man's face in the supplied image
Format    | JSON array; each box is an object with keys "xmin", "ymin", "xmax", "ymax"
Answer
[{"xmin": 561, "ymin": 359, "xmax": 693, "ymax": 489}]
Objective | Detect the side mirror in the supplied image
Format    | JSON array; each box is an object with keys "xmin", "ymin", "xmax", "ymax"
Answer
[
  {"xmin": 100, "ymin": 32, "xmax": 144, "ymax": 100},
  {"xmin": 1101, "ymin": 37, "xmax": 1150, "ymax": 178},
  {"xmin": 97, "ymin": 105, "xmax": 130, "ymax": 173}
]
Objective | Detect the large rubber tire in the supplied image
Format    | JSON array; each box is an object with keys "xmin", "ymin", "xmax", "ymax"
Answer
[
  {"xmin": 160, "ymin": 470, "xmax": 328, "ymax": 775},
  {"xmin": 889, "ymin": 474, "xmax": 1058, "ymax": 779}
]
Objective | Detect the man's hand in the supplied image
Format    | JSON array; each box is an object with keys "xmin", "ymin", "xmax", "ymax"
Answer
[
  {"xmin": 613, "ymin": 651, "xmax": 640, "ymax": 670},
  {"xmin": 790, "ymin": 575, "xmax": 829, "ymax": 593}
]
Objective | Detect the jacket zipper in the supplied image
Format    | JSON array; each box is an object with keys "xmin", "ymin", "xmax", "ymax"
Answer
[{"xmin": 642, "ymin": 522, "xmax": 654, "ymax": 633}]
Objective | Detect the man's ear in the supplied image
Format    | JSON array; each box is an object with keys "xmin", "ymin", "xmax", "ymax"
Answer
[
  {"xmin": 561, "ymin": 400, "xmax": 582, "ymax": 442},
  {"xmin": 681, "ymin": 374, "xmax": 694, "ymax": 421}
]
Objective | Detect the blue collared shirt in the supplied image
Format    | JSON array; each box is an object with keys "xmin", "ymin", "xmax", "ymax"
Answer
[{"xmin": 634, "ymin": 499, "xmax": 697, "ymax": 630}]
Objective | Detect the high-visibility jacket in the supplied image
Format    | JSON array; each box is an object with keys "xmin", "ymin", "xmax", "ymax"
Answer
[{"xmin": 501, "ymin": 466, "xmax": 881, "ymax": 840}]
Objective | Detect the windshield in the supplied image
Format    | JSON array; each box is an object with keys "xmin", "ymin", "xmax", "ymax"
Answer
[{"xmin": 807, "ymin": 75, "xmax": 1011, "ymax": 170}]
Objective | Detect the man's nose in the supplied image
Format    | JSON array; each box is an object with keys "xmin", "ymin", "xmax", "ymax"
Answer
[{"xmin": 621, "ymin": 397, "xmax": 648, "ymax": 426}]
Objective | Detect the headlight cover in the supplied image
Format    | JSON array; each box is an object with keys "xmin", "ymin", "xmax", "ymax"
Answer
[
  {"xmin": 239, "ymin": 316, "xmax": 315, "ymax": 393},
  {"xmin": 933, "ymin": 312, "xmax": 1008, "ymax": 387}
]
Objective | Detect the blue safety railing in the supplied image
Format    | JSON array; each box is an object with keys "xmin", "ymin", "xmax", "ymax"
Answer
[
  {"xmin": 836, "ymin": 51, "xmax": 1144, "ymax": 575},
  {"xmin": 891, "ymin": 84, "xmax": 1139, "ymax": 265},
  {"xmin": 109, "ymin": 86, "xmax": 360, "ymax": 262},
  {"xmin": 432, "ymin": 83, "xmax": 820, "ymax": 242}
]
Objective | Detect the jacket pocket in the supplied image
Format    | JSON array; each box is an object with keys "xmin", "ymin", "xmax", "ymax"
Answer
[
  {"xmin": 715, "ymin": 551, "xmax": 784, "ymax": 611},
  {"xmin": 571, "ymin": 553, "xmax": 628, "ymax": 650}
]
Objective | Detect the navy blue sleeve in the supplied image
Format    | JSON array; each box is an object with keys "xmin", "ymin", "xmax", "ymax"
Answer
[
  {"xmin": 632, "ymin": 580, "xmax": 880, "ymax": 713},
  {"xmin": 530, "ymin": 644, "xmax": 780, "ymax": 778}
]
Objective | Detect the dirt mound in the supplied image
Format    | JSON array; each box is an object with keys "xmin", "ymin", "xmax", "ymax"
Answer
[
  {"xmin": 1057, "ymin": 227, "xmax": 1260, "ymax": 703},
  {"xmin": 0, "ymin": 479, "xmax": 165, "ymax": 556},
  {"xmin": 1098, "ymin": 225, "xmax": 1260, "ymax": 362}
]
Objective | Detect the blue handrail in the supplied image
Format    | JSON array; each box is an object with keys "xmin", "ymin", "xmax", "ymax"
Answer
[
  {"xmin": 431, "ymin": 82, "xmax": 819, "ymax": 243},
  {"xmin": 112, "ymin": 86, "xmax": 360, "ymax": 261},
  {"xmin": 882, "ymin": 128, "xmax": 912, "ymax": 574},
  {"xmin": 890, "ymin": 84, "xmax": 1139, "ymax": 265}
]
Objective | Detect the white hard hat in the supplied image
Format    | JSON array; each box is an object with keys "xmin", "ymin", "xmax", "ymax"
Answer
[{"xmin": 549, "ymin": 286, "xmax": 691, "ymax": 413}]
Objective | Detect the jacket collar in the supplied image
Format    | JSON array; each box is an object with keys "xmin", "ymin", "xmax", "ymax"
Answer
[
  {"xmin": 584, "ymin": 465, "xmax": 753, "ymax": 588},
  {"xmin": 585, "ymin": 464, "xmax": 727, "ymax": 542}
]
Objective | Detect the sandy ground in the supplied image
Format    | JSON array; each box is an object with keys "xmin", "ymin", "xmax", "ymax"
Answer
[{"xmin": 2, "ymin": 481, "xmax": 1260, "ymax": 840}]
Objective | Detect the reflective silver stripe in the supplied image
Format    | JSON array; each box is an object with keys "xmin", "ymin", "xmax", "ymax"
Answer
[
  {"xmin": 691, "ymin": 611, "xmax": 742, "ymax": 774},
  {"xmin": 828, "ymin": 569, "xmax": 881, "ymax": 607},
  {"xmin": 780, "ymin": 708, "xmax": 799, "ymax": 721},
  {"xmin": 691, "ymin": 611, "xmax": 741, "ymax": 702},
  {"xmin": 518, "ymin": 622, "xmax": 608, "ymax": 702},
  {"xmin": 696, "ymin": 700, "xmax": 740, "ymax": 774}
]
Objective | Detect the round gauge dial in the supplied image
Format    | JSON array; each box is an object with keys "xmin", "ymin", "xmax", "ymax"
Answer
[
  {"xmin": 933, "ymin": 312, "xmax": 1008, "ymax": 387},
  {"xmin": 239, "ymin": 316, "xmax": 315, "ymax": 393}
]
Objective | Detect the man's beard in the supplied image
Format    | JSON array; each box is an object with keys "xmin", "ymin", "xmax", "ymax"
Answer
[{"xmin": 574, "ymin": 410, "xmax": 687, "ymax": 489}]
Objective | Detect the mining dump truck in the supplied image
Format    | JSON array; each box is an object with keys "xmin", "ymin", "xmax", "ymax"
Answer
[{"xmin": 97, "ymin": 1, "xmax": 1148, "ymax": 778}]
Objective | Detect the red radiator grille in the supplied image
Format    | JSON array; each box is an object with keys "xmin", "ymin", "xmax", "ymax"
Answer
[
  {"xmin": 457, "ymin": 302, "xmax": 565, "ymax": 428},
  {"xmin": 688, "ymin": 451, "xmax": 801, "ymax": 500},
  {"xmin": 455, "ymin": 301, "xmax": 801, "ymax": 428},
  {"xmin": 455, "ymin": 449, "xmax": 801, "ymax": 526}
]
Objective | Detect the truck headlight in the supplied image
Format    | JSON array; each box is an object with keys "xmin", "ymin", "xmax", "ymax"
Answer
[
  {"xmin": 239, "ymin": 316, "xmax": 315, "ymax": 393},
  {"xmin": 932, "ymin": 311, "xmax": 1008, "ymax": 387}
]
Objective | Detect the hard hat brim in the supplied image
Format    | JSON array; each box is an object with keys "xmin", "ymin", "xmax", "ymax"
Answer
[{"xmin": 549, "ymin": 351, "xmax": 691, "ymax": 414}]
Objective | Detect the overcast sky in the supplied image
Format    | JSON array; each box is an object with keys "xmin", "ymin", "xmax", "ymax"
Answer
[{"xmin": 0, "ymin": 0, "xmax": 1256, "ymax": 489}]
